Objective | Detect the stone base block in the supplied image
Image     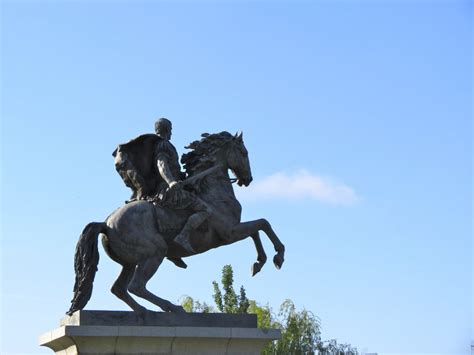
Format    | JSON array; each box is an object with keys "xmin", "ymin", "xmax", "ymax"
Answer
[{"xmin": 39, "ymin": 311, "xmax": 280, "ymax": 355}]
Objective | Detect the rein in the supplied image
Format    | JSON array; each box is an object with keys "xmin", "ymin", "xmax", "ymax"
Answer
[{"xmin": 186, "ymin": 163, "xmax": 238, "ymax": 184}]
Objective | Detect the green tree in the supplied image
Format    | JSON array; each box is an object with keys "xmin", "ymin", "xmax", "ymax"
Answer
[
  {"xmin": 248, "ymin": 300, "xmax": 273, "ymax": 328},
  {"xmin": 180, "ymin": 295, "xmax": 213, "ymax": 313},
  {"xmin": 265, "ymin": 299, "xmax": 321, "ymax": 354},
  {"xmin": 317, "ymin": 339, "xmax": 358, "ymax": 355},
  {"xmin": 212, "ymin": 264, "xmax": 250, "ymax": 313},
  {"xmin": 181, "ymin": 265, "xmax": 358, "ymax": 355}
]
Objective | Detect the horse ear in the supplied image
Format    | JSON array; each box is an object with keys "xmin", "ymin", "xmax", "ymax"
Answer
[{"xmin": 235, "ymin": 131, "xmax": 243, "ymax": 141}]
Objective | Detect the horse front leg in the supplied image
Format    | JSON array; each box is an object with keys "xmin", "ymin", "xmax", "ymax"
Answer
[
  {"xmin": 251, "ymin": 232, "xmax": 267, "ymax": 276},
  {"xmin": 230, "ymin": 219, "xmax": 285, "ymax": 270}
]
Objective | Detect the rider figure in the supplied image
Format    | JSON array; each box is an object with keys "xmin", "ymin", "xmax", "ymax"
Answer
[{"xmin": 153, "ymin": 118, "xmax": 211, "ymax": 254}]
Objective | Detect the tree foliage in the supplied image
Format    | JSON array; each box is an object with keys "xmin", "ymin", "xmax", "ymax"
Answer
[
  {"xmin": 266, "ymin": 299, "xmax": 322, "ymax": 354},
  {"xmin": 181, "ymin": 265, "xmax": 358, "ymax": 354},
  {"xmin": 180, "ymin": 295, "xmax": 213, "ymax": 313},
  {"xmin": 212, "ymin": 264, "xmax": 250, "ymax": 313}
]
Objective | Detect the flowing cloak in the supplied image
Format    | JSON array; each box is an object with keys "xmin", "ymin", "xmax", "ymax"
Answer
[{"xmin": 112, "ymin": 134, "xmax": 164, "ymax": 199}]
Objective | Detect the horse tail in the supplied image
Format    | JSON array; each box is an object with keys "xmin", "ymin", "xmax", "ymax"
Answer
[{"xmin": 67, "ymin": 222, "xmax": 107, "ymax": 315}]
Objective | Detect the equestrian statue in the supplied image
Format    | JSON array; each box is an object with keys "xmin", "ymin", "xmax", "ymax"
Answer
[{"xmin": 67, "ymin": 118, "xmax": 285, "ymax": 315}]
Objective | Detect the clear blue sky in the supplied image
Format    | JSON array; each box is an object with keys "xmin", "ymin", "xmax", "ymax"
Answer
[{"xmin": 1, "ymin": 1, "xmax": 472, "ymax": 354}]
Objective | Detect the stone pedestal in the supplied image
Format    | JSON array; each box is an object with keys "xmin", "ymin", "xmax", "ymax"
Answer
[{"xmin": 39, "ymin": 310, "xmax": 280, "ymax": 355}]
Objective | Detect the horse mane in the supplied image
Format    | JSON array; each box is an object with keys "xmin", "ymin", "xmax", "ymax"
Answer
[{"xmin": 181, "ymin": 131, "xmax": 234, "ymax": 175}]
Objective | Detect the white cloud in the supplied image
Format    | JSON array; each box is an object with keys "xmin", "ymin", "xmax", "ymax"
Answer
[{"xmin": 235, "ymin": 170, "xmax": 359, "ymax": 205}]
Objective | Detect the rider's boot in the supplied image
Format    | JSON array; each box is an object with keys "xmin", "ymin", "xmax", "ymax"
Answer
[{"xmin": 167, "ymin": 257, "xmax": 188, "ymax": 269}]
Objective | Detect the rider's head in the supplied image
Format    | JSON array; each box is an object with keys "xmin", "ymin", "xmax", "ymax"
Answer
[{"xmin": 155, "ymin": 118, "xmax": 172, "ymax": 140}]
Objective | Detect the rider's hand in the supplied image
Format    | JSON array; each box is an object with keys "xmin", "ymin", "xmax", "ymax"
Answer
[{"xmin": 168, "ymin": 181, "xmax": 181, "ymax": 190}]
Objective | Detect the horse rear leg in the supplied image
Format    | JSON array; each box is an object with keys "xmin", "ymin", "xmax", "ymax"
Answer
[
  {"xmin": 128, "ymin": 255, "xmax": 185, "ymax": 313},
  {"xmin": 111, "ymin": 264, "xmax": 147, "ymax": 314}
]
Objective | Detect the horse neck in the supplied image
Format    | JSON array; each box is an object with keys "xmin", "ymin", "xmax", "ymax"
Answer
[{"xmin": 194, "ymin": 164, "xmax": 236, "ymax": 201}]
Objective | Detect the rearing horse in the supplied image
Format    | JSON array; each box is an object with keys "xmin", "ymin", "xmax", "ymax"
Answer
[{"xmin": 68, "ymin": 131, "xmax": 285, "ymax": 315}]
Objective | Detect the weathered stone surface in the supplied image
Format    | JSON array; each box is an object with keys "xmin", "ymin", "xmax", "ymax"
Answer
[{"xmin": 61, "ymin": 310, "xmax": 257, "ymax": 328}]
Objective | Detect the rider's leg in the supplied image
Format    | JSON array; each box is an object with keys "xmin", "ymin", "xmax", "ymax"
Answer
[{"xmin": 174, "ymin": 198, "xmax": 211, "ymax": 253}]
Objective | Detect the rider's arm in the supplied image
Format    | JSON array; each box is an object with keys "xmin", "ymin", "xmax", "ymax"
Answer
[{"xmin": 156, "ymin": 154, "xmax": 178, "ymax": 188}]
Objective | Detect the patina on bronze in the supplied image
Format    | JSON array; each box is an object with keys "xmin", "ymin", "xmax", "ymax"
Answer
[{"xmin": 67, "ymin": 119, "xmax": 285, "ymax": 315}]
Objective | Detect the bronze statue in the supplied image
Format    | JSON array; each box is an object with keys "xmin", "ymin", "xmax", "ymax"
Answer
[
  {"xmin": 113, "ymin": 118, "xmax": 211, "ymax": 254},
  {"xmin": 68, "ymin": 120, "xmax": 285, "ymax": 315}
]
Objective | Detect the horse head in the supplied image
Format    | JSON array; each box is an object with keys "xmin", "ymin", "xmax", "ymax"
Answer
[
  {"xmin": 226, "ymin": 131, "xmax": 253, "ymax": 187},
  {"xmin": 181, "ymin": 131, "xmax": 253, "ymax": 186}
]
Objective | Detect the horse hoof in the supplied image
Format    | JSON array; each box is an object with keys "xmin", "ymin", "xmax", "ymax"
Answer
[
  {"xmin": 251, "ymin": 262, "xmax": 262, "ymax": 277},
  {"xmin": 273, "ymin": 254, "xmax": 284, "ymax": 270}
]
